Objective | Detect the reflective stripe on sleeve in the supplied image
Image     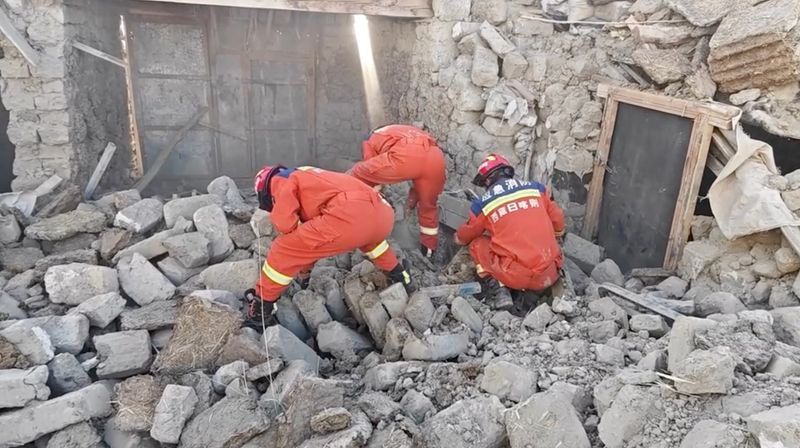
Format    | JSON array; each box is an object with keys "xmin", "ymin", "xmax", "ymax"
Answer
[
  {"xmin": 262, "ymin": 263, "xmax": 293, "ymax": 286},
  {"xmin": 367, "ymin": 241, "xmax": 390, "ymax": 259},
  {"xmin": 420, "ymin": 225, "xmax": 439, "ymax": 236}
]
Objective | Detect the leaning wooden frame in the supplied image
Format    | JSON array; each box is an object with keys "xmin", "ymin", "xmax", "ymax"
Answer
[{"xmin": 582, "ymin": 84, "xmax": 741, "ymax": 271}]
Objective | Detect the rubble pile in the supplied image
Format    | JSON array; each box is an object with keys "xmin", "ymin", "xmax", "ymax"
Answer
[{"xmin": 0, "ymin": 176, "xmax": 797, "ymax": 447}]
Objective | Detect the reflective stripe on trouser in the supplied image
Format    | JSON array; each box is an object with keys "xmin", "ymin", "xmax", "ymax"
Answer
[
  {"xmin": 468, "ymin": 236, "xmax": 559, "ymax": 291},
  {"xmin": 255, "ymin": 194, "xmax": 399, "ymax": 301}
]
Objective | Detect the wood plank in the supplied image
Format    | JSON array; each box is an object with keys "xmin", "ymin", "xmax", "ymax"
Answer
[
  {"xmin": 629, "ymin": 267, "xmax": 674, "ymax": 279},
  {"xmin": 597, "ymin": 84, "xmax": 740, "ymax": 130},
  {"xmin": 72, "ymin": 41, "xmax": 127, "ymax": 68},
  {"xmin": 122, "ymin": 16, "xmax": 145, "ymax": 178},
  {"xmin": 598, "ymin": 283, "xmax": 684, "ymax": 321},
  {"xmin": 782, "ymin": 226, "xmax": 800, "ymax": 257},
  {"xmin": 0, "ymin": 7, "xmax": 41, "ymax": 66},
  {"xmin": 663, "ymin": 116, "xmax": 714, "ymax": 270},
  {"xmin": 134, "ymin": 107, "xmax": 208, "ymax": 192},
  {"xmin": 711, "ymin": 129, "xmax": 736, "ymax": 160},
  {"xmin": 136, "ymin": 0, "xmax": 433, "ymax": 18},
  {"xmin": 706, "ymin": 153, "xmax": 725, "ymax": 176},
  {"xmin": 84, "ymin": 143, "xmax": 118, "ymax": 200},
  {"xmin": 582, "ymin": 98, "xmax": 619, "ymax": 239}
]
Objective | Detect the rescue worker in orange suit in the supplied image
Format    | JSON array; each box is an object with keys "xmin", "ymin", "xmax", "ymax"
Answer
[
  {"xmin": 455, "ymin": 154, "xmax": 566, "ymax": 310},
  {"xmin": 244, "ymin": 165, "xmax": 414, "ymax": 325},
  {"xmin": 350, "ymin": 125, "xmax": 446, "ymax": 259}
]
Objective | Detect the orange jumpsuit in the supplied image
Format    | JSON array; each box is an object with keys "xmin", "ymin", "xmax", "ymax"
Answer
[
  {"xmin": 456, "ymin": 178, "xmax": 565, "ymax": 291},
  {"xmin": 255, "ymin": 167, "xmax": 399, "ymax": 301},
  {"xmin": 350, "ymin": 125, "xmax": 446, "ymax": 251}
]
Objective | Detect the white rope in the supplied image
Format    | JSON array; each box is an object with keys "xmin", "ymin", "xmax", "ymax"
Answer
[
  {"xmin": 254, "ymin": 224, "xmax": 277, "ymax": 388},
  {"xmin": 520, "ymin": 14, "xmax": 688, "ymax": 27}
]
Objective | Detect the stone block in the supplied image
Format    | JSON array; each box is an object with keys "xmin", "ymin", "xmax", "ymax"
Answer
[
  {"xmin": 471, "ymin": 46, "xmax": 499, "ymax": 87},
  {"xmin": 213, "ymin": 360, "xmax": 249, "ymax": 394},
  {"xmin": 162, "ymin": 232, "xmax": 211, "ymax": 269},
  {"xmin": 25, "ymin": 210, "xmax": 107, "ymax": 241},
  {"xmin": 70, "ymin": 292, "xmax": 126, "ymax": 328},
  {"xmin": 451, "ymin": 296, "xmax": 483, "ymax": 333},
  {"xmin": 588, "ymin": 297, "xmax": 628, "ymax": 329},
  {"xmin": 111, "ymin": 224, "xmax": 189, "ymax": 264},
  {"xmin": 402, "ymin": 332, "xmax": 469, "ymax": 361},
  {"xmin": 656, "ymin": 276, "xmax": 688, "ymax": 298},
  {"xmin": 501, "ymin": 51, "xmax": 528, "ymax": 79},
  {"xmin": 149, "ymin": 384, "xmax": 198, "ymax": 444},
  {"xmin": 595, "ymin": 1, "xmax": 633, "ymax": 21},
  {"xmin": 383, "ymin": 317, "xmax": 414, "ymax": 361},
  {"xmin": 404, "ymin": 291, "xmax": 435, "ymax": 333},
  {"xmin": 0, "ymin": 214, "xmax": 22, "ymax": 244},
  {"xmin": 361, "ymin": 293, "xmax": 389, "ymax": 347},
  {"xmin": 679, "ymin": 420, "xmax": 751, "ymax": 448},
  {"xmin": 0, "ymin": 323, "xmax": 54, "ymax": 365},
  {"xmin": 163, "ymin": 194, "xmax": 223, "ymax": 228},
  {"xmin": 523, "ymin": 303, "xmax": 555, "ymax": 332},
  {"xmin": 45, "ymin": 263, "xmax": 119, "ymax": 305},
  {"xmin": 598, "ymin": 385, "xmax": 663, "ymax": 448},
  {"xmin": 119, "ymin": 253, "xmax": 176, "ymax": 305},
  {"xmin": 668, "ymin": 316, "xmax": 718, "ymax": 372},
  {"xmin": 0, "ymin": 365, "xmax": 49, "ymax": 409},
  {"xmin": 157, "ymin": 257, "xmax": 204, "ymax": 285},
  {"xmin": 193, "ymin": 204, "xmax": 234, "ymax": 263},
  {"xmin": 264, "ymin": 324, "xmax": 321, "ymax": 366},
  {"xmin": 0, "ymin": 246, "xmax": 42, "ymax": 273},
  {"xmin": 358, "ymin": 391, "xmax": 402, "ymax": 424},
  {"xmin": 249, "ymin": 209, "xmax": 273, "ymax": 237},
  {"xmin": 114, "ymin": 199, "xmax": 163, "ymax": 234},
  {"xmin": 595, "ymin": 344, "xmax": 625, "ymax": 366},
  {"xmin": 632, "ymin": 47, "xmax": 692, "ymax": 84},
  {"xmin": 275, "ymin": 297, "xmax": 311, "ymax": 341},
  {"xmin": 674, "ymin": 347, "xmax": 736, "ymax": 394},
  {"xmin": 746, "ymin": 403, "xmax": 800, "ymax": 447},
  {"xmin": 479, "ymin": 22, "xmax": 515, "ymax": 56},
  {"xmin": 766, "ymin": 355, "xmax": 800, "ymax": 378},
  {"xmin": 513, "ymin": 17, "xmax": 555, "ymax": 36},
  {"xmin": 292, "ymin": 290, "xmax": 332, "ymax": 334},
  {"xmin": 246, "ymin": 358, "xmax": 285, "ymax": 382},
  {"xmin": 200, "ymin": 259, "xmax": 259, "ymax": 298},
  {"xmin": 506, "ymin": 390, "xmax": 590, "ymax": 448},
  {"xmin": 589, "ymin": 321, "xmax": 619, "ymax": 343},
  {"xmin": 0, "ymin": 382, "xmax": 112, "ymax": 447},
  {"xmin": 379, "ymin": 283, "xmax": 408, "ymax": 318},
  {"xmin": 629, "ymin": 314, "xmax": 669, "ymax": 337},
  {"xmin": 771, "ymin": 307, "xmax": 800, "ymax": 347},
  {"xmin": 94, "ymin": 330, "xmax": 152, "ymax": 379},
  {"xmin": 120, "ymin": 300, "xmax": 178, "ymax": 331},
  {"xmin": 480, "ymin": 360, "xmax": 537, "ymax": 402},
  {"xmin": 730, "ymin": 88, "xmax": 763, "ymax": 106},
  {"xmin": 317, "ymin": 321, "xmax": 373, "ymax": 359},
  {"xmin": 696, "ymin": 291, "xmax": 746, "ymax": 316},
  {"xmin": 401, "ymin": 389, "xmax": 436, "ymax": 423},
  {"xmin": 420, "ymin": 396, "xmax": 506, "ymax": 447},
  {"xmin": 46, "ymin": 422, "xmax": 103, "ymax": 448},
  {"xmin": 432, "ymin": 0, "xmax": 471, "ymax": 20},
  {"xmin": 591, "ymin": 259, "xmax": 624, "ymax": 286},
  {"xmin": 46, "ymin": 353, "xmax": 91, "ymax": 396},
  {"xmin": 471, "ymin": 0, "xmax": 508, "ymax": 24},
  {"xmin": 665, "ymin": 0, "xmax": 735, "ymax": 26}
]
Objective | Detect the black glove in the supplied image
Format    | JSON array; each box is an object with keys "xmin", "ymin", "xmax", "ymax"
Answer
[
  {"xmin": 420, "ymin": 244, "xmax": 434, "ymax": 259},
  {"xmin": 244, "ymin": 289, "xmax": 275, "ymax": 322}
]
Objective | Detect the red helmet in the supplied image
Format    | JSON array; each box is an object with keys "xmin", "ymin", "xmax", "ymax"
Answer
[
  {"xmin": 473, "ymin": 154, "xmax": 514, "ymax": 187},
  {"xmin": 254, "ymin": 165, "xmax": 284, "ymax": 212}
]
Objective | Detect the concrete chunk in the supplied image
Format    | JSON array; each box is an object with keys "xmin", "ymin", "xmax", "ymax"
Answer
[
  {"xmin": 598, "ymin": 385, "xmax": 663, "ymax": 448},
  {"xmin": 402, "ymin": 333, "xmax": 469, "ymax": 361},
  {"xmin": 25, "ymin": 210, "xmax": 107, "ymax": 241},
  {"xmin": 379, "ymin": 283, "xmax": 409, "ymax": 318},
  {"xmin": 47, "ymin": 353, "xmax": 91, "ymax": 396},
  {"xmin": 523, "ymin": 303, "xmax": 555, "ymax": 332},
  {"xmin": 156, "ymin": 257, "xmax": 204, "ymax": 285},
  {"xmin": 4, "ymin": 315, "xmax": 90, "ymax": 355},
  {"xmin": 358, "ymin": 391, "xmax": 402, "ymax": 424},
  {"xmin": 292, "ymin": 290, "xmax": 332, "ymax": 334},
  {"xmin": 246, "ymin": 358, "xmax": 285, "ymax": 382},
  {"xmin": 665, "ymin": 0, "xmax": 735, "ymax": 26},
  {"xmin": 70, "ymin": 292, "xmax": 126, "ymax": 328},
  {"xmin": 629, "ymin": 314, "xmax": 669, "ymax": 337},
  {"xmin": 361, "ymin": 292, "xmax": 390, "ymax": 347},
  {"xmin": 479, "ymin": 21, "xmax": 515, "ymax": 56},
  {"xmin": 1, "ymin": 246, "xmax": 44, "ymax": 273},
  {"xmin": 0, "ymin": 365, "xmax": 50, "ymax": 409},
  {"xmin": 45, "ymin": 263, "xmax": 118, "ymax": 305},
  {"xmin": 383, "ymin": 317, "xmax": 414, "ymax": 361},
  {"xmin": 746, "ymin": 404, "xmax": 800, "ymax": 447},
  {"xmin": 771, "ymin": 307, "xmax": 800, "ymax": 347},
  {"xmin": 591, "ymin": 259, "xmax": 625, "ymax": 286},
  {"xmin": 404, "ymin": 291, "xmax": 435, "ymax": 333},
  {"xmin": 264, "ymin": 324, "xmax": 321, "ymax": 366},
  {"xmin": 679, "ymin": 419, "xmax": 752, "ymax": 448},
  {"xmin": 94, "ymin": 330, "xmax": 152, "ymax": 379},
  {"xmin": 401, "ymin": 389, "xmax": 436, "ymax": 423},
  {"xmin": 199, "ymin": 259, "xmax": 259, "ymax": 298},
  {"xmin": 0, "ymin": 324, "xmax": 54, "ymax": 364},
  {"xmin": 480, "ymin": 360, "xmax": 537, "ymax": 402},
  {"xmin": 0, "ymin": 214, "xmax": 22, "ymax": 244},
  {"xmin": 506, "ymin": 391, "xmax": 589, "ymax": 448},
  {"xmin": 163, "ymin": 232, "xmax": 211, "ymax": 268},
  {"xmin": 432, "ymin": 0, "xmax": 471, "ymax": 20},
  {"xmin": 120, "ymin": 300, "xmax": 178, "ymax": 331},
  {"xmin": 193, "ymin": 204, "xmax": 234, "ymax": 263},
  {"xmin": 0, "ymin": 382, "xmax": 112, "ymax": 447},
  {"xmin": 674, "ymin": 347, "xmax": 736, "ymax": 394},
  {"xmin": 563, "ymin": 233, "xmax": 603, "ymax": 273},
  {"xmin": 150, "ymin": 384, "xmax": 198, "ymax": 444},
  {"xmin": 632, "ymin": 47, "xmax": 692, "ymax": 84},
  {"xmin": 317, "ymin": 321, "xmax": 373, "ymax": 359},
  {"xmin": 421, "ymin": 396, "xmax": 506, "ymax": 448},
  {"xmin": 697, "ymin": 291, "xmax": 746, "ymax": 316},
  {"xmin": 163, "ymin": 194, "xmax": 223, "ymax": 228},
  {"xmin": 118, "ymin": 253, "xmax": 176, "ymax": 306},
  {"xmin": 46, "ymin": 422, "xmax": 103, "ymax": 448},
  {"xmin": 471, "ymin": 46, "xmax": 499, "ymax": 87},
  {"xmin": 452, "ymin": 296, "xmax": 483, "ymax": 333},
  {"xmin": 114, "ymin": 198, "xmax": 163, "ymax": 234},
  {"xmin": 111, "ymin": 225, "xmax": 189, "ymax": 264},
  {"xmin": 668, "ymin": 316, "xmax": 718, "ymax": 372},
  {"xmin": 213, "ymin": 360, "xmax": 249, "ymax": 394}
]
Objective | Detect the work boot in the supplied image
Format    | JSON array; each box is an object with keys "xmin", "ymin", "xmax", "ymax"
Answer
[
  {"xmin": 387, "ymin": 261, "xmax": 417, "ymax": 294},
  {"xmin": 243, "ymin": 289, "xmax": 276, "ymax": 331},
  {"xmin": 420, "ymin": 244, "xmax": 435, "ymax": 259},
  {"xmin": 478, "ymin": 277, "xmax": 514, "ymax": 310}
]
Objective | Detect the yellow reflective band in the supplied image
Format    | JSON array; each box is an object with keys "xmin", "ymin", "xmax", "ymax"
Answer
[
  {"xmin": 262, "ymin": 263, "xmax": 293, "ymax": 286},
  {"xmin": 367, "ymin": 241, "xmax": 390, "ymax": 259},
  {"xmin": 420, "ymin": 226, "xmax": 439, "ymax": 236},
  {"xmin": 482, "ymin": 190, "xmax": 541, "ymax": 215},
  {"xmin": 403, "ymin": 271, "xmax": 411, "ymax": 283}
]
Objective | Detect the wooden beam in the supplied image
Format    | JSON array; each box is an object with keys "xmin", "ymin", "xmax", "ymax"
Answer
[
  {"xmin": 136, "ymin": 0, "xmax": 433, "ymax": 18},
  {"xmin": 597, "ymin": 84, "xmax": 741, "ymax": 130},
  {"xmin": 0, "ymin": 6, "xmax": 40, "ymax": 66},
  {"xmin": 84, "ymin": 143, "xmax": 118, "ymax": 200},
  {"xmin": 134, "ymin": 107, "xmax": 208, "ymax": 192},
  {"xmin": 598, "ymin": 283, "xmax": 684, "ymax": 322},
  {"xmin": 582, "ymin": 98, "xmax": 619, "ymax": 240},
  {"xmin": 72, "ymin": 41, "xmax": 127, "ymax": 68}
]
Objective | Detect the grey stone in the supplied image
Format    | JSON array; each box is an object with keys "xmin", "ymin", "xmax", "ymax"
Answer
[
  {"xmin": 563, "ymin": 233, "xmax": 603, "ymax": 274},
  {"xmin": 420, "ymin": 396, "xmax": 506, "ymax": 447},
  {"xmin": 665, "ymin": 0, "xmax": 735, "ymax": 26},
  {"xmin": 181, "ymin": 397, "xmax": 270, "ymax": 448},
  {"xmin": 0, "ymin": 214, "xmax": 21, "ymax": 244},
  {"xmin": 358, "ymin": 391, "xmax": 403, "ymax": 423},
  {"xmin": 0, "ymin": 247, "xmax": 43, "ymax": 273},
  {"xmin": 379, "ymin": 283, "xmax": 409, "ymax": 318},
  {"xmin": 200, "ymin": 260, "xmax": 259, "ymax": 298},
  {"xmin": 471, "ymin": 46, "xmax": 499, "ymax": 88},
  {"xmin": 598, "ymin": 385, "xmax": 663, "ymax": 448},
  {"xmin": 361, "ymin": 292, "xmax": 390, "ymax": 347},
  {"xmin": 120, "ymin": 300, "xmax": 177, "ymax": 331},
  {"xmin": 293, "ymin": 290, "xmax": 332, "ymax": 334},
  {"xmin": 264, "ymin": 324, "xmax": 321, "ymax": 366},
  {"xmin": 0, "ymin": 291, "xmax": 25, "ymax": 319},
  {"xmin": 213, "ymin": 360, "xmax": 250, "ymax": 394},
  {"xmin": 94, "ymin": 330, "xmax": 152, "ymax": 379},
  {"xmin": 479, "ymin": 22, "xmax": 515, "ymax": 56},
  {"xmin": 695, "ymin": 318, "xmax": 775, "ymax": 373},
  {"xmin": 364, "ymin": 361, "xmax": 425, "ymax": 391},
  {"xmin": 630, "ymin": 314, "xmax": 669, "ymax": 337},
  {"xmin": 157, "ymin": 257, "xmax": 204, "ymax": 285},
  {"xmin": 0, "ymin": 384, "xmax": 109, "ymax": 446},
  {"xmin": 163, "ymin": 194, "xmax": 223, "ymax": 228},
  {"xmin": 548, "ymin": 381, "xmax": 592, "ymax": 413},
  {"xmin": 45, "ymin": 354, "xmax": 87, "ymax": 397},
  {"xmin": 45, "ymin": 263, "xmax": 118, "ymax": 305},
  {"xmin": 746, "ymin": 404, "xmax": 800, "ymax": 447},
  {"xmin": 383, "ymin": 317, "xmax": 414, "ymax": 361},
  {"xmin": 471, "ymin": 0, "xmax": 508, "ymax": 24},
  {"xmin": 480, "ymin": 360, "xmax": 537, "ymax": 402},
  {"xmin": 588, "ymin": 297, "xmax": 628, "ymax": 329},
  {"xmin": 34, "ymin": 249, "xmax": 99, "ymax": 277},
  {"xmin": 111, "ymin": 224, "xmax": 189, "ymax": 264},
  {"xmin": 696, "ymin": 291, "xmax": 746, "ymax": 316},
  {"xmin": 180, "ymin": 371, "xmax": 218, "ymax": 417},
  {"xmin": 594, "ymin": 1, "xmax": 633, "ymax": 21},
  {"xmin": 114, "ymin": 199, "xmax": 163, "ymax": 234},
  {"xmin": 229, "ymin": 224, "xmax": 256, "ymax": 249},
  {"xmin": 523, "ymin": 303, "xmax": 555, "ymax": 332},
  {"xmin": 593, "ymin": 376, "xmax": 624, "ymax": 417},
  {"xmin": 190, "ymin": 289, "xmax": 240, "ymax": 311},
  {"xmin": 591, "ymin": 259, "xmax": 625, "ymax": 286},
  {"xmin": 513, "ymin": 17, "xmax": 554, "ymax": 36},
  {"xmin": 259, "ymin": 359, "xmax": 316, "ymax": 408},
  {"xmin": 0, "ymin": 365, "xmax": 49, "ymax": 409},
  {"xmin": 632, "ymin": 47, "xmax": 692, "ymax": 84},
  {"xmin": 310, "ymin": 407, "xmax": 352, "ymax": 434},
  {"xmin": 103, "ymin": 425, "xmax": 160, "ymax": 448},
  {"xmin": 118, "ymin": 253, "xmax": 175, "ymax": 305},
  {"xmin": 194, "ymin": 205, "xmax": 234, "ymax": 263},
  {"xmin": 402, "ymin": 333, "xmax": 469, "ymax": 361},
  {"xmin": 97, "ymin": 228, "xmax": 131, "ymax": 261},
  {"xmin": 588, "ymin": 321, "xmax": 619, "ymax": 344},
  {"xmin": 3, "ymin": 315, "xmax": 89, "ymax": 355},
  {"xmin": 501, "ymin": 51, "xmax": 528, "ymax": 79},
  {"xmin": 246, "ymin": 358, "xmax": 285, "ymax": 382},
  {"xmin": 0, "ymin": 324, "xmax": 54, "ymax": 364},
  {"xmin": 163, "ymin": 232, "xmax": 211, "ymax": 268},
  {"xmin": 70, "ymin": 292, "xmax": 126, "ymax": 328},
  {"xmin": 766, "ymin": 355, "xmax": 800, "ymax": 378},
  {"xmin": 404, "ymin": 291, "xmax": 435, "ymax": 333},
  {"xmin": 25, "ymin": 210, "xmax": 107, "ymax": 241},
  {"xmin": 668, "ymin": 316, "xmax": 718, "ymax": 372},
  {"xmin": 506, "ymin": 390, "xmax": 590, "ymax": 448},
  {"xmin": 730, "ymin": 88, "xmax": 762, "ymax": 106},
  {"xmin": 301, "ymin": 410, "xmax": 372, "ymax": 448},
  {"xmin": 151, "ymin": 329, "xmax": 173, "ymax": 350},
  {"xmin": 207, "ymin": 176, "xmax": 249, "ymax": 215},
  {"xmin": 595, "ymin": 344, "xmax": 625, "ymax": 366},
  {"xmin": 317, "ymin": 321, "xmax": 373, "ymax": 359},
  {"xmin": 771, "ymin": 307, "xmax": 800, "ymax": 347},
  {"xmin": 249, "ymin": 209, "xmax": 273, "ymax": 237},
  {"xmin": 451, "ymin": 296, "xmax": 483, "ymax": 333},
  {"xmin": 679, "ymin": 420, "xmax": 749, "ymax": 448},
  {"xmin": 46, "ymin": 422, "xmax": 103, "ymax": 448},
  {"xmin": 674, "ymin": 347, "xmax": 736, "ymax": 394},
  {"xmin": 150, "ymin": 384, "xmax": 198, "ymax": 444},
  {"xmin": 432, "ymin": 0, "xmax": 471, "ymax": 20},
  {"xmin": 401, "ymin": 389, "xmax": 436, "ymax": 423},
  {"xmin": 275, "ymin": 297, "xmax": 311, "ymax": 341},
  {"xmin": 656, "ymin": 276, "xmax": 688, "ymax": 298}
]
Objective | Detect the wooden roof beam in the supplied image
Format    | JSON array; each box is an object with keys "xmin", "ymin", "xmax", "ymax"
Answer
[{"xmin": 136, "ymin": 0, "xmax": 433, "ymax": 18}]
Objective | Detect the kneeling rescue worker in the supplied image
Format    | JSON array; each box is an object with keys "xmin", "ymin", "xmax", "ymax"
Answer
[
  {"xmin": 350, "ymin": 125, "xmax": 446, "ymax": 258},
  {"xmin": 456, "ymin": 154, "xmax": 566, "ymax": 310},
  {"xmin": 245, "ymin": 165, "xmax": 414, "ymax": 325}
]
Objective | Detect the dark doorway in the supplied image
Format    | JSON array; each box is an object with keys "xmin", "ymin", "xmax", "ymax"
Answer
[
  {"xmin": 742, "ymin": 123, "xmax": 800, "ymax": 174},
  {"xmin": 0, "ymin": 90, "xmax": 14, "ymax": 193}
]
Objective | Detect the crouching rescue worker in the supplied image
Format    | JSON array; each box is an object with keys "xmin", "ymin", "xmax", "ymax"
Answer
[
  {"xmin": 350, "ymin": 125, "xmax": 446, "ymax": 259},
  {"xmin": 455, "ymin": 154, "xmax": 566, "ymax": 310},
  {"xmin": 245, "ymin": 165, "xmax": 414, "ymax": 325}
]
